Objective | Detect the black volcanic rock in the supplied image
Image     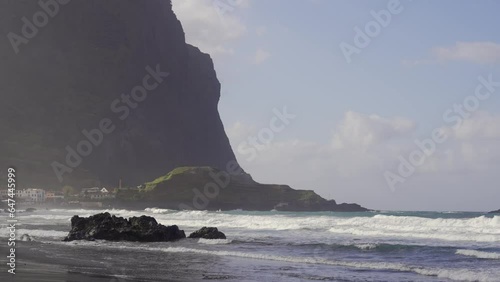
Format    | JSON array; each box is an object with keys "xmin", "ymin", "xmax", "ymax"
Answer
[
  {"xmin": 335, "ymin": 203, "xmax": 369, "ymax": 212},
  {"xmin": 63, "ymin": 212, "xmax": 186, "ymax": 242},
  {"xmin": 0, "ymin": 0, "xmax": 239, "ymax": 187},
  {"xmin": 189, "ymin": 227, "xmax": 226, "ymax": 240},
  {"xmin": 489, "ymin": 209, "xmax": 500, "ymax": 214},
  {"xmin": 20, "ymin": 234, "xmax": 33, "ymax": 242}
]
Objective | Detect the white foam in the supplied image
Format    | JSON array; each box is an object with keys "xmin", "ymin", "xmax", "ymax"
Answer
[
  {"xmin": 21, "ymin": 209, "xmax": 500, "ymax": 246},
  {"xmin": 0, "ymin": 228, "xmax": 67, "ymax": 239},
  {"xmin": 197, "ymin": 238, "xmax": 232, "ymax": 245},
  {"xmin": 413, "ymin": 267, "xmax": 499, "ymax": 282},
  {"xmin": 151, "ymin": 246, "xmax": 500, "ymax": 282},
  {"xmin": 148, "ymin": 211, "xmax": 333, "ymax": 231},
  {"xmin": 144, "ymin": 208, "xmax": 174, "ymax": 214},
  {"xmin": 150, "ymin": 211, "xmax": 500, "ymax": 244},
  {"xmin": 328, "ymin": 215, "xmax": 500, "ymax": 243},
  {"xmin": 48, "ymin": 241, "xmax": 500, "ymax": 282},
  {"xmin": 157, "ymin": 247, "xmax": 500, "ymax": 282},
  {"xmin": 456, "ymin": 249, "xmax": 500, "ymax": 259},
  {"xmin": 17, "ymin": 214, "xmax": 72, "ymax": 221},
  {"xmin": 354, "ymin": 243, "xmax": 378, "ymax": 250}
]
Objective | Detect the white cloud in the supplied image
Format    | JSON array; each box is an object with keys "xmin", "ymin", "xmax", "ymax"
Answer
[
  {"xmin": 228, "ymin": 111, "xmax": 417, "ymax": 181},
  {"xmin": 331, "ymin": 111, "xmax": 416, "ymax": 150},
  {"xmin": 226, "ymin": 121, "xmax": 257, "ymax": 144},
  {"xmin": 449, "ymin": 111, "xmax": 500, "ymax": 140},
  {"xmin": 171, "ymin": 0, "xmax": 249, "ymax": 57},
  {"xmin": 227, "ymin": 111, "xmax": 500, "ymax": 210},
  {"xmin": 252, "ymin": 48, "xmax": 271, "ymax": 64},
  {"xmin": 433, "ymin": 42, "xmax": 500, "ymax": 64},
  {"xmin": 405, "ymin": 42, "xmax": 500, "ymax": 66},
  {"xmin": 431, "ymin": 112, "xmax": 500, "ymax": 171}
]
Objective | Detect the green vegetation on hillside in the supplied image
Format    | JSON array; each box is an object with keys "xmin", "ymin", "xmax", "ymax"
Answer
[
  {"xmin": 121, "ymin": 166, "xmax": 367, "ymax": 212},
  {"xmin": 144, "ymin": 167, "xmax": 213, "ymax": 191}
]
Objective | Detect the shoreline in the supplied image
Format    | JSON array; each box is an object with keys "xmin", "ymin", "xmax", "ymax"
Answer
[
  {"xmin": 0, "ymin": 240, "xmax": 227, "ymax": 282},
  {"xmin": 1, "ymin": 261, "xmax": 134, "ymax": 282},
  {"xmin": 0, "ymin": 209, "xmax": 498, "ymax": 282}
]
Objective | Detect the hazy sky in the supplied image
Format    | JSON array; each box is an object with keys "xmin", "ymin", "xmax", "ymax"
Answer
[{"xmin": 172, "ymin": 0, "xmax": 500, "ymax": 211}]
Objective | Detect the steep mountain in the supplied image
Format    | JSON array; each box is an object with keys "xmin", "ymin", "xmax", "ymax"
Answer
[
  {"xmin": 0, "ymin": 0, "xmax": 368, "ymax": 212},
  {"xmin": 0, "ymin": 0, "xmax": 237, "ymax": 187}
]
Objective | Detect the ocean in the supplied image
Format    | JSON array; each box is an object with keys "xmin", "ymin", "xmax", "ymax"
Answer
[{"xmin": 1, "ymin": 209, "xmax": 499, "ymax": 281}]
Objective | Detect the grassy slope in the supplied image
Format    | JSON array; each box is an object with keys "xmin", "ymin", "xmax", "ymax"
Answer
[{"xmin": 120, "ymin": 167, "xmax": 359, "ymax": 211}]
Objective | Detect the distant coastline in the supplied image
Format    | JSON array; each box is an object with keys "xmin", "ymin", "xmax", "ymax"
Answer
[{"xmin": 1, "ymin": 166, "xmax": 370, "ymax": 213}]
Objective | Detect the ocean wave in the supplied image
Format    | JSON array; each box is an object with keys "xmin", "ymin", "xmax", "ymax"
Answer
[
  {"xmin": 0, "ymin": 228, "xmax": 67, "ymax": 239},
  {"xmin": 309, "ymin": 242, "xmax": 422, "ymax": 253},
  {"xmin": 49, "ymin": 208, "xmax": 106, "ymax": 213},
  {"xmin": 413, "ymin": 268, "xmax": 499, "ymax": 282},
  {"xmin": 456, "ymin": 249, "xmax": 500, "ymax": 259},
  {"xmin": 328, "ymin": 215, "xmax": 500, "ymax": 243},
  {"xmin": 48, "ymin": 241, "xmax": 500, "ymax": 282},
  {"xmin": 198, "ymin": 238, "xmax": 232, "ymax": 245},
  {"xmin": 16, "ymin": 214, "xmax": 72, "ymax": 221},
  {"xmin": 49, "ymin": 208, "xmax": 141, "ymax": 216},
  {"xmin": 150, "ymin": 211, "xmax": 335, "ymax": 231},
  {"xmin": 152, "ymin": 247, "xmax": 499, "ymax": 282},
  {"xmin": 144, "ymin": 208, "xmax": 175, "ymax": 214},
  {"xmin": 353, "ymin": 243, "xmax": 378, "ymax": 250},
  {"xmin": 28, "ymin": 209, "xmax": 500, "ymax": 245}
]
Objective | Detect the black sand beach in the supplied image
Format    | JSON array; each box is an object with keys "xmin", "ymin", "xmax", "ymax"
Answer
[{"xmin": 1, "ymin": 240, "xmax": 226, "ymax": 282}]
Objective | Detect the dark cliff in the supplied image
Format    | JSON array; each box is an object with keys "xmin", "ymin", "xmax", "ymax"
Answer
[{"xmin": 0, "ymin": 0, "xmax": 238, "ymax": 187}]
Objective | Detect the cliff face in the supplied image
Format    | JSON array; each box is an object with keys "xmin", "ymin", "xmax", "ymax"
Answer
[{"xmin": 0, "ymin": 0, "xmax": 238, "ymax": 187}]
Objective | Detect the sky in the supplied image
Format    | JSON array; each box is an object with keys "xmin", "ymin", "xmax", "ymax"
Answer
[{"xmin": 171, "ymin": 0, "xmax": 500, "ymax": 212}]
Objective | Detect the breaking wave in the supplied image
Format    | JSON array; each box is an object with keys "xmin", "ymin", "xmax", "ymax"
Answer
[
  {"xmin": 456, "ymin": 249, "xmax": 500, "ymax": 259},
  {"xmin": 197, "ymin": 238, "xmax": 232, "ymax": 245},
  {"xmin": 328, "ymin": 215, "xmax": 500, "ymax": 243}
]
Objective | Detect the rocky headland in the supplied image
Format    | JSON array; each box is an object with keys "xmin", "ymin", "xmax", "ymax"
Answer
[{"xmin": 116, "ymin": 167, "xmax": 369, "ymax": 212}]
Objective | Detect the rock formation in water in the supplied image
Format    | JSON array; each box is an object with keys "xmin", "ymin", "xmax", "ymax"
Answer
[
  {"xmin": 189, "ymin": 227, "xmax": 227, "ymax": 240},
  {"xmin": 63, "ymin": 212, "xmax": 186, "ymax": 242}
]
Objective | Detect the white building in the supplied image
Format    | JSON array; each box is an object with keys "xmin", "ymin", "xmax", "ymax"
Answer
[
  {"xmin": 45, "ymin": 191, "xmax": 65, "ymax": 202},
  {"xmin": 16, "ymin": 189, "xmax": 46, "ymax": 203},
  {"xmin": 81, "ymin": 187, "xmax": 115, "ymax": 200}
]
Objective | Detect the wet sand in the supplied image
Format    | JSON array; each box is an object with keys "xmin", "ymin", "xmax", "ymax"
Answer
[
  {"xmin": 1, "ymin": 261, "xmax": 129, "ymax": 282},
  {"xmin": 0, "ymin": 241, "xmax": 218, "ymax": 282}
]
